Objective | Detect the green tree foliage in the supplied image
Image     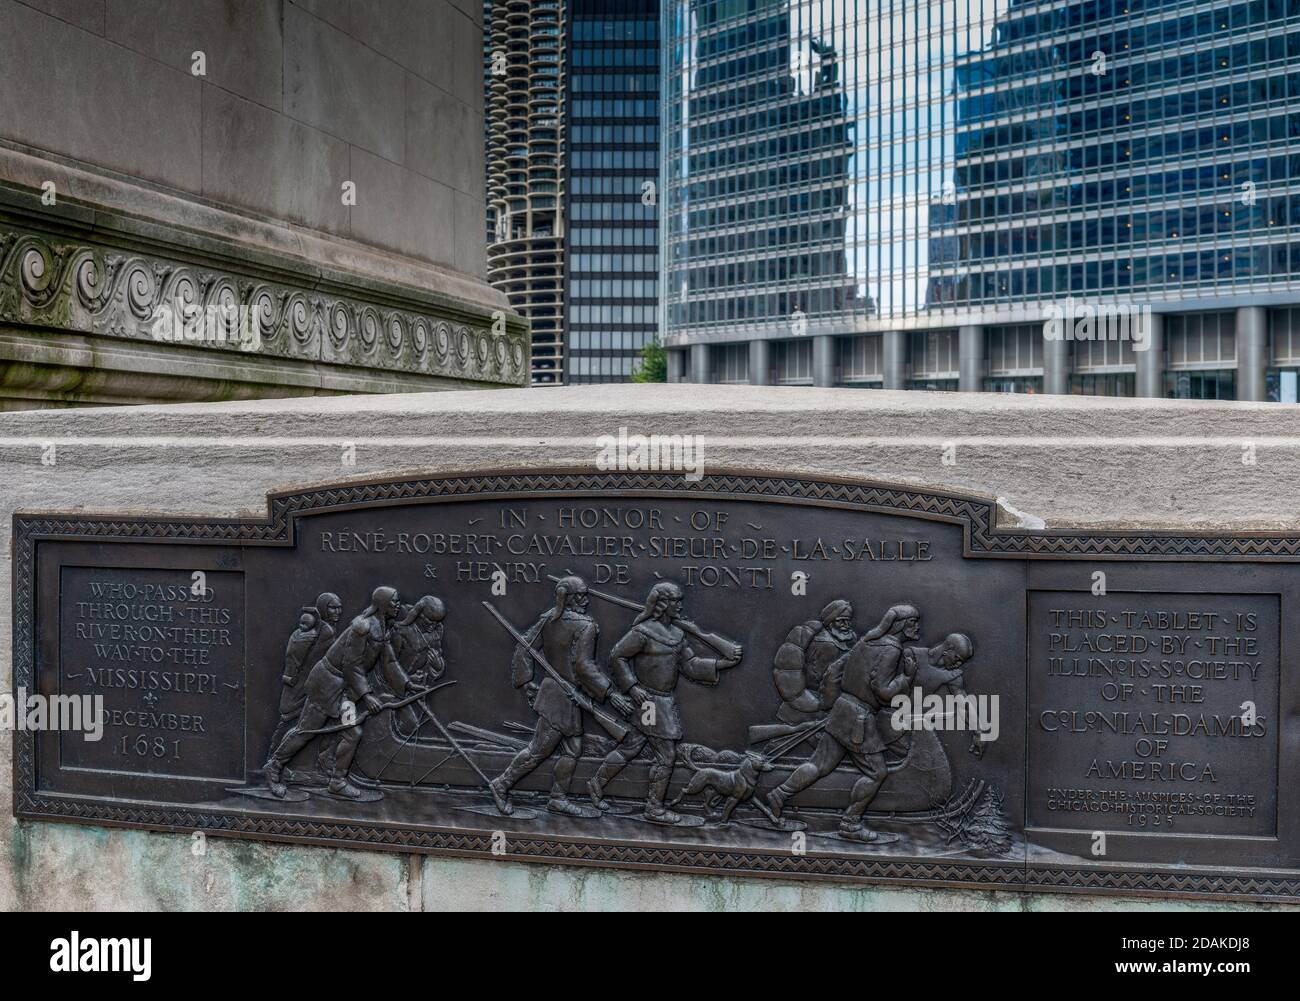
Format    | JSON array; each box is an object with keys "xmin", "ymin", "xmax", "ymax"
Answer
[{"xmin": 632, "ymin": 336, "xmax": 668, "ymax": 383}]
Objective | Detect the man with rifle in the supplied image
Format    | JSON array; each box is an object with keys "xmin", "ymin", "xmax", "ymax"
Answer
[
  {"xmin": 587, "ymin": 581, "xmax": 743, "ymax": 826},
  {"xmin": 488, "ymin": 576, "xmax": 633, "ymax": 818}
]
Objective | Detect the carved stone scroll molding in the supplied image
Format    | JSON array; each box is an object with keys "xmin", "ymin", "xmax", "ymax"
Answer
[{"xmin": 0, "ymin": 224, "xmax": 529, "ymax": 386}]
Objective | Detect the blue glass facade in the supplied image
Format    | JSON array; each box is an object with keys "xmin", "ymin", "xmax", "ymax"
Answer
[
  {"xmin": 566, "ymin": 0, "xmax": 661, "ymax": 383},
  {"xmin": 663, "ymin": 0, "xmax": 1300, "ymax": 399}
]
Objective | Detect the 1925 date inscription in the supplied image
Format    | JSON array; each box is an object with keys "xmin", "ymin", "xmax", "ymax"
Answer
[{"xmin": 12, "ymin": 472, "xmax": 1300, "ymax": 900}]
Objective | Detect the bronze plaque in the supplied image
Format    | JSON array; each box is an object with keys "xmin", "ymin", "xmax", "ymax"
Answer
[{"xmin": 12, "ymin": 472, "xmax": 1300, "ymax": 900}]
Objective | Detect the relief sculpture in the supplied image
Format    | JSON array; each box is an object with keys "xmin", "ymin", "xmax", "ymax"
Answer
[
  {"xmin": 585, "ymin": 581, "xmax": 743, "ymax": 826},
  {"xmin": 232, "ymin": 572, "xmax": 1008, "ymax": 853},
  {"xmin": 485, "ymin": 576, "xmax": 624, "ymax": 820},
  {"xmin": 262, "ymin": 587, "xmax": 408, "ymax": 801},
  {"xmin": 22, "ymin": 472, "xmax": 1291, "ymax": 900}
]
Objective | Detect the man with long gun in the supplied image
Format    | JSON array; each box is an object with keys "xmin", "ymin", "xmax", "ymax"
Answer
[
  {"xmin": 481, "ymin": 577, "xmax": 634, "ymax": 818},
  {"xmin": 585, "ymin": 581, "xmax": 743, "ymax": 826},
  {"xmin": 264, "ymin": 586, "xmax": 402, "ymax": 800}
]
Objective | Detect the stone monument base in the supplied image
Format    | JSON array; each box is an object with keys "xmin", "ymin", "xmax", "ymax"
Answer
[
  {"xmin": 0, "ymin": 146, "xmax": 527, "ymax": 410},
  {"xmin": 3, "ymin": 385, "xmax": 1299, "ymax": 911}
]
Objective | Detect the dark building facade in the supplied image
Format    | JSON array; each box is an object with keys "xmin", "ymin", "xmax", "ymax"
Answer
[
  {"xmin": 566, "ymin": 0, "xmax": 662, "ymax": 383},
  {"xmin": 486, "ymin": 0, "xmax": 660, "ymax": 385},
  {"xmin": 663, "ymin": 0, "xmax": 1300, "ymax": 401}
]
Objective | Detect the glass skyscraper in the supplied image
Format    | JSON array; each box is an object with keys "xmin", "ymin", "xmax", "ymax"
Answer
[
  {"xmin": 662, "ymin": 0, "xmax": 1300, "ymax": 400},
  {"xmin": 567, "ymin": 0, "xmax": 662, "ymax": 383},
  {"xmin": 485, "ymin": 0, "xmax": 660, "ymax": 385}
]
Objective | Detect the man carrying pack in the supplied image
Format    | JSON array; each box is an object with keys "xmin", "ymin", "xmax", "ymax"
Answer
[
  {"xmin": 764, "ymin": 604, "xmax": 921, "ymax": 842},
  {"xmin": 264, "ymin": 587, "xmax": 400, "ymax": 800}
]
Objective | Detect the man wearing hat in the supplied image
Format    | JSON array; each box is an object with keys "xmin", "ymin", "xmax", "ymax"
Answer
[
  {"xmin": 489, "ymin": 576, "xmax": 631, "ymax": 818},
  {"xmin": 765, "ymin": 603, "xmax": 922, "ymax": 842},
  {"xmin": 773, "ymin": 599, "xmax": 858, "ymax": 726},
  {"xmin": 384, "ymin": 595, "xmax": 447, "ymax": 736}
]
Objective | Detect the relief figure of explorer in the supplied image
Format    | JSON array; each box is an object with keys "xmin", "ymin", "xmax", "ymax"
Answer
[
  {"xmin": 764, "ymin": 604, "xmax": 921, "ymax": 842},
  {"xmin": 489, "ymin": 576, "xmax": 631, "ymax": 819},
  {"xmin": 587, "ymin": 582, "xmax": 742, "ymax": 826},
  {"xmin": 264, "ymin": 587, "xmax": 400, "ymax": 800}
]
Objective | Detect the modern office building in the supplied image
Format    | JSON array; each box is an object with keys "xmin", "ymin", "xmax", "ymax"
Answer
[
  {"xmin": 662, "ymin": 0, "xmax": 1300, "ymax": 400},
  {"xmin": 486, "ymin": 0, "xmax": 660, "ymax": 385},
  {"xmin": 567, "ymin": 0, "xmax": 662, "ymax": 383}
]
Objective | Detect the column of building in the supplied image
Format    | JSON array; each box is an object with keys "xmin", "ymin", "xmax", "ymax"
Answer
[
  {"xmin": 958, "ymin": 325, "xmax": 982, "ymax": 393},
  {"xmin": 1237, "ymin": 306, "xmax": 1268, "ymax": 403},
  {"xmin": 672, "ymin": 310, "xmax": 1279, "ymax": 400},
  {"xmin": 1135, "ymin": 313, "xmax": 1165, "ymax": 398},
  {"xmin": 1043, "ymin": 330, "xmax": 1070, "ymax": 395}
]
